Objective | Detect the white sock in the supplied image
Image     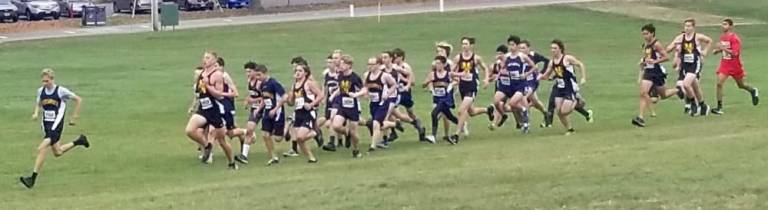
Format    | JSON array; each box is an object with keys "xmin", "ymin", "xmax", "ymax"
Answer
[{"xmin": 242, "ymin": 144, "xmax": 250, "ymax": 157}]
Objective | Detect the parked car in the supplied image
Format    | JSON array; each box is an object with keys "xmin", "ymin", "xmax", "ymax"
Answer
[
  {"xmin": 112, "ymin": 0, "xmax": 151, "ymax": 13},
  {"xmin": 11, "ymin": 0, "xmax": 60, "ymax": 20},
  {"xmin": 176, "ymin": 0, "xmax": 212, "ymax": 11},
  {"xmin": 0, "ymin": 0, "xmax": 19, "ymax": 22},
  {"xmin": 224, "ymin": 0, "xmax": 247, "ymax": 9},
  {"xmin": 56, "ymin": 0, "xmax": 93, "ymax": 17}
]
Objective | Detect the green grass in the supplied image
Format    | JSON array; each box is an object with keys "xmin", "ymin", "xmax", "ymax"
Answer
[
  {"xmin": 651, "ymin": 0, "xmax": 768, "ymax": 22},
  {"xmin": 1, "ymin": 4, "xmax": 768, "ymax": 209}
]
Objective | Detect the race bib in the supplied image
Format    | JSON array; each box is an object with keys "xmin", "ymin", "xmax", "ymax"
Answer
[
  {"xmin": 264, "ymin": 100, "xmax": 273, "ymax": 110},
  {"xmin": 251, "ymin": 102, "xmax": 260, "ymax": 109},
  {"xmin": 43, "ymin": 110, "xmax": 56, "ymax": 122},
  {"xmin": 645, "ymin": 62, "xmax": 655, "ymax": 69},
  {"xmin": 199, "ymin": 98, "xmax": 213, "ymax": 109},
  {"xmin": 433, "ymin": 87, "xmax": 447, "ymax": 97},
  {"xmin": 342, "ymin": 97, "xmax": 355, "ymax": 108},
  {"xmin": 295, "ymin": 98, "xmax": 305, "ymax": 109},
  {"xmin": 721, "ymin": 41, "xmax": 733, "ymax": 60},
  {"xmin": 461, "ymin": 73, "xmax": 474, "ymax": 81},
  {"xmin": 369, "ymin": 92, "xmax": 380, "ymax": 103},
  {"xmin": 509, "ymin": 71, "xmax": 521, "ymax": 80},
  {"xmin": 555, "ymin": 78, "xmax": 566, "ymax": 88},
  {"xmin": 683, "ymin": 53, "xmax": 695, "ymax": 63},
  {"xmin": 499, "ymin": 77, "xmax": 511, "ymax": 85}
]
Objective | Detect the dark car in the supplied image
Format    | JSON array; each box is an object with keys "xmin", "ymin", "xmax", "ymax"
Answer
[
  {"xmin": 56, "ymin": 0, "xmax": 93, "ymax": 17},
  {"xmin": 0, "ymin": 0, "xmax": 19, "ymax": 22},
  {"xmin": 176, "ymin": 0, "xmax": 213, "ymax": 11}
]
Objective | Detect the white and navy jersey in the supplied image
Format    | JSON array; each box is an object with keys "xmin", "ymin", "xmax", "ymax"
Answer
[
  {"xmin": 221, "ymin": 72, "xmax": 235, "ymax": 112},
  {"xmin": 643, "ymin": 39, "xmax": 666, "ymax": 75},
  {"xmin": 37, "ymin": 85, "xmax": 75, "ymax": 127},
  {"xmin": 260, "ymin": 77, "xmax": 285, "ymax": 114},
  {"xmin": 365, "ymin": 71, "xmax": 389, "ymax": 104},
  {"xmin": 292, "ymin": 79, "xmax": 316, "ymax": 111},
  {"xmin": 680, "ymin": 33, "xmax": 702, "ymax": 64},
  {"xmin": 551, "ymin": 56, "xmax": 578, "ymax": 92},
  {"xmin": 195, "ymin": 71, "xmax": 224, "ymax": 113},
  {"xmin": 457, "ymin": 53, "xmax": 479, "ymax": 82},
  {"xmin": 395, "ymin": 63, "xmax": 411, "ymax": 93},
  {"xmin": 431, "ymin": 71, "xmax": 453, "ymax": 104},
  {"xmin": 505, "ymin": 53, "xmax": 527, "ymax": 83},
  {"xmin": 323, "ymin": 70, "xmax": 339, "ymax": 103},
  {"xmin": 247, "ymin": 79, "xmax": 262, "ymax": 109}
]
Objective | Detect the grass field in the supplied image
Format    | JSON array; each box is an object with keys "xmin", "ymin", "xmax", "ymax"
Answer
[{"xmin": 1, "ymin": 1, "xmax": 767, "ymax": 209}]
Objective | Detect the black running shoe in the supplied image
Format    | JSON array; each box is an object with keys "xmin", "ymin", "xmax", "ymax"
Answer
[
  {"xmin": 498, "ymin": 114, "xmax": 509, "ymax": 127},
  {"xmin": 200, "ymin": 143, "xmax": 213, "ymax": 163},
  {"xmin": 751, "ymin": 88, "xmax": 760, "ymax": 106},
  {"xmin": 234, "ymin": 154, "xmax": 249, "ymax": 164},
  {"xmin": 314, "ymin": 130, "xmax": 324, "ymax": 148},
  {"xmin": 344, "ymin": 133, "xmax": 352, "ymax": 148},
  {"xmin": 352, "ymin": 150, "xmax": 362, "ymax": 158},
  {"xmin": 308, "ymin": 159, "xmax": 318, "ymax": 163},
  {"xmin": 394, "ymin": 122, "xmax": 405, "ymax": 132},
  {"xmin": 19, "ymin": 176, "xmax": 35, "ymax": 189},
  {"xmin": 486, "ymin": 105, "xmax": 495, "ymax": 121},
  {"xmin": 676, "ymin": 86, "xmax": 685, "ymax": 99},
  {"xmin": 447, "ymin": 135, "xmax": 459, "ymax": 145},
  {"xmin": 711, "ymin": 108, "xmax": 724, "ymax": 115},
  {"xmin": 699, "ymin": 103, "xmax": 710, "ymax": 116},
  {"xmin": 388, "ymin": 131, "xmax": 399, "ymax": 142},
  {"xmin": 74, "ymin": 134, "xmax": 89, "ymax": 148},
  {"xmin": 266, "ymin": 157, "xmax": 279, "ymax": 166},
  {"xmin": 321, "ymin": 143, "xmax": 337, "ymax": 152},
  {"xmin": 631, "ymin": 117, "xmax": 646, "ymax": 127},
  {"xmin": 228, "ymin": 163, "xmax": 239, "ymax": 170},
  {"xmin": 689, "ymin": 102, "xmax": 699, "ymax": 117}
]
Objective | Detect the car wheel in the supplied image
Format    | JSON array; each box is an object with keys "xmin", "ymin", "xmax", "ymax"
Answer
[
  {"xmin": 113, "ymin": 2, "xmax": 120, "ymax": 13},
  {"xmin": 53, "ymin": 12, "xmax": 60, "ymax": 20},
  {"xmin": 12, "ymin": 16, "xmax": 18, "ymax": 22},
  {"xmin": 26, "ymin": 10, "xmax": 35, "ymax": 21}
]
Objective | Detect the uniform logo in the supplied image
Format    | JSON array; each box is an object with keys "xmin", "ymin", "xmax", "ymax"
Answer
[
  {"xmin": 554, "ymin": 66, "xmax": 564, "ymax": 77},
  {"xmin": 461, "ymin": 61, "xmax": 472, "ymax": 73},
  {"xmin": 197, "ymin": 78, "xmax": 207, "ymax": 94},
  {"xmin": 340, "ymin": 80, "xmax": 351, "ymax": 93},
  {"xmin": 683, "ymin": 42, "xmax": 694, "ymax": 53},
  {"xmin": 41, "ymin": 99, "xmax": 59, "ymax": 106},
  {"xmin": 294, "ymin": 89, "xmax": 303, "ymax": 98},
  {"xmin": 645, "ymin": 48, "xmax": 653, "ymax": 59}
]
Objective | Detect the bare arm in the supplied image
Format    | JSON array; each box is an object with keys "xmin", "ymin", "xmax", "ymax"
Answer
[
  {"xmin": 32, "ymin": 103, "xmax": 40, "ymax": 120},
  {"xmin": 205, "ymin": 72, "xmax": 227, "ymax": 99},
  {"xmin": 665, "ymin": 35, "xmax": 683, "ymax": 53},
  {"xmin": 306, "ymin": 80, "xmax": 324, "ymax": 109},
  {"xmin": 698, "ymin": 34, "xmax": 714, "ymax": 57},
  {"xmin": 521, "ymin": 55, "xmax": 539, "ymax": 79},
  {"xmin": 538, "ymin": 60, "xmax": 554, "ymax": 81},
  {"xmin": 566, "ymin": 55, "xmax": 587, "ymax": 85},
  {"xmin": 222, "ymin": 73, "xmax": 239, "ymax": 98},
  {"xmin": 422, "ymin": 66, "xmax": 435, "ymax": 88},
  {"xmin": 383, "ymin": 74, "xmax": 398, "ymax": 99},
  {"xmin": 68, "ymin": 95, "xmax": 82, "ymax": 125}
]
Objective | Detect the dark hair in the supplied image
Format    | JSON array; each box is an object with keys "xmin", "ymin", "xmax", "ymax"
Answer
[
  {"xmin": 195, "ymin": 66, "xmax": 204, "ymax": 70},
  {"xmin": 496, "ymin": 44, "xmax": 508, "ymax": 54},
  {"xmin": 296, "ymin": 64, "xmax": 311, "ymax": 79},
  {"xmin": 642, "ymin": 23, "xmax": 656, "ymax": 35},
  {"xmin": 723, "ymin": 18, "xmax": 734, "ymax": 26},
  {"xmin": 519, "ymin": 40, "xmax": 531, "ymax": 47},
  {"xmin": 551, "ymin": 39, "xmax": 565, "ymax": 53},
  {"xmin": 461, "ymin": 36, "xmax": 476, "ymax": 45},
  {"xmin": 254, "ymin": 64, "xmax": 268, "ymax": 73},
  {"xmin": 507, "ymin": 35, "xmax": 521, "ymax": 44},
  {"xmin": 392, "ymin": 48, "xmax": 405, "ymax": 59},
  {"xmin": 244, "ymin": 61, "xmax": 257, "ymax": 70},
  {"xmin": 326, "ymin": 54, "xmax": 333, "ymax": 59},
  {"xmin": 434, "ymin": 55, "xmax": 447, "ymax": 64},
  {"xmin": 216, "ymin": 57, "xmax": 225, "ymax": 67},
  {"xmin": 684, "ymin": 18, "xmax": 696, "ymax": 26},
  {"xmin": 291, "ymin": 56, "xmax": 308, "ymax": 66}
]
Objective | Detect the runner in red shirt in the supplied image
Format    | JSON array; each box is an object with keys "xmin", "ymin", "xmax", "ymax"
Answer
[{"xmin": 712, "ymin": 19, "xmax": 759, "ymax": 114}]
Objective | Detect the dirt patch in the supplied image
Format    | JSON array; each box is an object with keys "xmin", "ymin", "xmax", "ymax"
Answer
[
  {"xmin": 0, "ymin": 0, "xmax": 445, "ymax": 34},
  {"xmin": 569, "ymin": 1, "xmax": 765, "ymax": 26}
]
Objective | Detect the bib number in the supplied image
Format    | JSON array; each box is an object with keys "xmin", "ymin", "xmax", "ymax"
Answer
[
  {"xmin": 499, "ymin": 77, "xmax": 511, "ymax": 85},
  {"xmin": 295, "ymin": 98, "xmax": 305, "ymax": 109},
  {"xmin": 683, "ymin": 53, "xmax": 695, "ymax": 63},
  {"xmin": 433, "ymin": 87, "xmax": 447, "ymax": 97},
  {"xmin": 720, "ymin": 41, "xmax": 733, "ymax": 60},
  {"xmin": 264, "ymin": 100, "xmax": 273, "ymax": 110},
  {"xmin": 509, "ymin": 71, "xmax": 521, "ymax": 80},
  {"xmin": 461, "ymin": 73, "xmax": 474, "ymax": 81},
  {"xmin": 342, "ymin": 97, "xmax": 355, "ymax": 108},
  {"xmin": 369, "ymin": 92, "xmax": 380, "ymax": 103},
  {"xmin": 555, "ymin": 78, "xmax": 566, "ymax": 88},
  {"xmin": 43, "ymin": 111, "xmax": 56, "ymax": 122},
  {"xmin": 199, "ymin": 98, "xmax": 213, "ymax": 110}
]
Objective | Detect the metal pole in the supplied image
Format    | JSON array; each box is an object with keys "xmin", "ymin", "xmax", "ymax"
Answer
[
  {"xmin": 349, "ymin": 4, "xmax": 354, "ymax": 17},
  {"xmin": 439, "ymin": 0, "xmax": 444, "ymax": 12},
  {"xmin": 377, "ymin": 1, "xmax": 381, "ymax": 23},
  {"xmin": 151, "ymin": 0, "xmax": 158, "ymax": 31}
]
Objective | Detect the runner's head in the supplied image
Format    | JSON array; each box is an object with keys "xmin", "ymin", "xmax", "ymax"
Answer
[
  {"xmin": 294, "ymin": 64, "xmax": 310, "ymax": 80},
  {"xmin": 381, "ymin": 51, "xmax": 393, "ymax": 66},
  {"xmin": 291, "ymin": 56, "xmax": 308, "ymax": 68},
  {"xmin": 495, "ymin": 44, "xmax": 508, "ymax": 60},
  {"xmin": 332, "ymin": 49, "xmax": 343, "ymax": 69},
  {"xmin": 339, "ymin": 54, "xmax": 354, "ymax": 74},
  {"xmin": 506, "ymin": 35, "xmax": 521, "ymax": 53},
  {"xmin": 518, "ymin": 40, "xmax": 531, "ymax": 54},
  {"xmin": 216, "ymin": 57, "xmax": 226, "ymax": 71},
  {"xmin": 392, "ymin": 48, "xmax": 406, "ymax": 63},
  {"xmin": 202, "ymin": 51, "xmax": 218, "ymax": 69},
  {"xmin": 683, "ymin": 18, "xmax": 696, "ymax": 34},
  {"xmin": 461, "ymin": 36, "xmax": 475, "ymax": 52},
  {"xmin": 41, "ymin": 68, "xmax": 55, "ymax": 88},
  {"xmin": 434, "ymin": 56, "xmax": 447, "ymax": 72},
  {"xmin": 367, "ymin": 57, "xmax": 379, "ymax": 72},
  {"xmin": 722, "ymin": 18, "xmax": 734, "ymax": 32},
  {"xmin": 253, "ymin": 64, "xmax": 268, "ymax": 81},
  {"xmin": 244, "ymin": 61, "xmax": 257, "ymax": 80},
  {"xmin": 436, "ymin": 41, "xmax": 453, "ymax": 57},
  {"xmin": 550, "ymin": 39, "xmax": 565, "ymax": 57},
  {"xmin": 642, "ymin": 23, "xmax": 656, "ymax": 41}
]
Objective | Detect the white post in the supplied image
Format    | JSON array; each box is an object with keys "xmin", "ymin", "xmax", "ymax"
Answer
[
  {"xmin": 439, "ymin": 0, "xmax": 444, "ymax": 12},
  {"xmin": 151, "ymin": 0, "xmax": 158, "ymax": 31},
  {"xmin": 349, "ymin": 4, "xmax": 354, "ymax": 17},
  {"xmin": 131, "ymin": 0, "xmax": 138, "ymax": 18},
  {"xmin": 377, "ymin": 1, "xmax": 381, "ymax": 23}
]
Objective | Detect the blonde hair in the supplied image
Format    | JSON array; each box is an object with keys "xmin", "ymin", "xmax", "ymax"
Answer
[
  {"xmin": 341, "ymin": 54, "xmax": 354, "ymax": 65},
  {"xmin": 41, "ymin": 68, "xmax": 55, "ymax": 79},
  {"xmin": 436, "ymin": 41, "xmax": 453, "ymax": 57}
]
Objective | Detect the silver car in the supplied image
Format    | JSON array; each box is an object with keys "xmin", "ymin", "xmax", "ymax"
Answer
[
  {"xmin": 0, "ymin": 0, "xmax": 19, "ymax": 22},
  {"xmin": 57, "ymin": 0, "xmax": 93, "ymax": 17},
  {"xmin": 12, "ymin": 0, "xmax": 60, "ymax": 20}
]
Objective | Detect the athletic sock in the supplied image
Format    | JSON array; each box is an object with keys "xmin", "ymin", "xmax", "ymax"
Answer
[
  {"xmin": 292, "ymin": 141, "xmax": 299, "ymax": 152},
  {"xmin": 329, "ymin": 136, "xmax": 336, "ymax": 145},
  {"xmin": 242, "ymin": 144, "xmax": 250, "ymax": 157},
  {"xmin": 31, "ymin": 172, "xmax": 38, "ymax": 179},
  {"xmin": 717, "ymin": 100, "xmax": 723, "ymax": 109},
  {"xmin": 575, "ymin": 107, "xmax": 589, "ymax": 118}
]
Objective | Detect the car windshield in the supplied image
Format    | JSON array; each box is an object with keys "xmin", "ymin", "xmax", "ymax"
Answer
[{"xmin": 0, "ymin": 0, "xmax": 10, "ymax": 4}]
